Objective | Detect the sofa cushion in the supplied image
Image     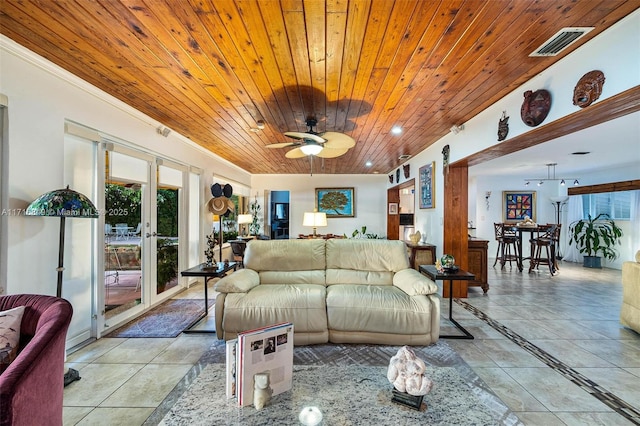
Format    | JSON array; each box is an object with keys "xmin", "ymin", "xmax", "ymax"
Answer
[
  {"xmin": 325, "ymin": 239, "xmax": 410, "ymax": 276},
  {"xmin": 215, "ymin": 269, "xmax": 260, "ymax": 293},
  {"xmin": 326, "ymin": 285, "xmax": 435, "ymax": 335},
  {"xmin": 326, "ymin": 269, "xmax": 393, "ymax": 286},
  {"xmin": 259, "ymin": 270, "xmax": 326, "ymax": 285},
  {"xmin": 393, "ymin": 269, "xmax": 438, "ymax": 295},
  {"xmin": 244, "ymin": 239, "xmax": 326, "ymax": 271},
  {"xmin": 221, "ymin": 284, "xmax": 327, "ymax": 335},
  {"xmin": 0, "ymin": 306, "xmax": 25, "ymax": 373}
]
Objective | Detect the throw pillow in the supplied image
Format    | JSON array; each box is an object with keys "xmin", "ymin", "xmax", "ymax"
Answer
[{"xmin": 0, "ymin": 305, "xmax": 25, "ymax": 373}]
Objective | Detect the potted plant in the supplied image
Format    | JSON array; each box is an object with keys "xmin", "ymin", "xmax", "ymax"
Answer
[{"xmin": 568, "ymin": 213, "xmax": 623, "ymax": 268}]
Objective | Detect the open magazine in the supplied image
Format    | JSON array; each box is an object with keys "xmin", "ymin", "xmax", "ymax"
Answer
[{"xmin": 226, "ymin": 322, "xmax": 294, "ymax": 407}]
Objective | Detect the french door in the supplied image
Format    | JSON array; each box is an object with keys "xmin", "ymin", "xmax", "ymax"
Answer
[{"xmin": 101, "ymin": 145, "xmax": 184, "ymax": 334}]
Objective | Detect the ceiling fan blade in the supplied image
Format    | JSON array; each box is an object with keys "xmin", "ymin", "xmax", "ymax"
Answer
[
  {"xmin": 316, "ymin": 147, "xmax": 349, "ymax": 158},
  {"xmin": 285, "ymin": 147, "xmax": 307, "ymax": 158},
  {"xmin": 266, "ymin": 142, "xmax": 297, "ymax": 149},
  {"xmin": 284, "ymin": 131, "xmax": 326, "ymax": 143},
  {"xmin": 320, "ymin": 132, "xmax": 356, "ymax": 149}
]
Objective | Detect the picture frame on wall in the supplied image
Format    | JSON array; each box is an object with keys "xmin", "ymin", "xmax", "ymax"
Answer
[
  {"xmin": 419, "ymin": 162, "xmax": 435, "ymax": 209},
  {"xmin": 503, "ymin": 191, "xmax": 536, "ymax": 222},
  {"xmin": 315, "ymin": 187, "xmax": 355, "ymax": 218},
  {"xmin": 388, "ymin": 203, "xmax": 398, "ymax": 215}
]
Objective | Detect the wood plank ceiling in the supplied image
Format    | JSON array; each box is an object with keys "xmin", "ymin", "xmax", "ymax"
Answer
[{"xmin": 1, "ymin": 0, "xmax": 638, "ymax": 174}]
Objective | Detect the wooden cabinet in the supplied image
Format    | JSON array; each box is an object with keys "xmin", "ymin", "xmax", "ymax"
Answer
[
  {"xmin": 405, "ymin": 242, "xmax": 436, "ymax": 270},
  {"xmin": 467, "ymin": 238, "xmax": 489, "ymax": 293}
]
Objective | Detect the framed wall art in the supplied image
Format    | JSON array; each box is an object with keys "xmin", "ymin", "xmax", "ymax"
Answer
[
  {"xmin": 315, "ymin": 187, "xmax": 355, "ymax": 218},
  {"xmin": 419, "ymin": 162, "xmax": 435, "ymax": 209},
  {"xmin": 503, "ymin": 191, "xmax": 536, "ymax": 222},
  {"xmin": 388, "ymin": 203, "xmax": 398, "ymax": 215}
]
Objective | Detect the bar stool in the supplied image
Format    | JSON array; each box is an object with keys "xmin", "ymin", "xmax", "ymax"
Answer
[
  {"xmin": 493, "ymin": 223, "xmax": 519, "ymax": 269},
  {"xmin": 528, "ymin": 224, "xmax": 558, "ymax": 275}
]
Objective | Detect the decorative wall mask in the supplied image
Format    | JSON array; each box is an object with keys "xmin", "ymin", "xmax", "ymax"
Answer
[
  {"xmin": 573, "ymin": 70, "xmax": 605, "ymax": 108},
  {"xmin": 403, "ymin": 164, "xmax": 410, "ymax": 179},
  {"xmin": 497, "ymin": 111, "xmax": 509, "ymax": 141},
  {"xmin": 520, "ymin": 89, "xmax": 551, "ymax": 127},
  {"xmin": 388, "ymin": 174, "xmax": 393, "ymax": 184},
  {"xmin": 442, "ymin": 144, "xmax": 450, "ymax": 175},
  {"xmin": 396, "ymin": 168, "xmax": 400, "ymax": 183}
]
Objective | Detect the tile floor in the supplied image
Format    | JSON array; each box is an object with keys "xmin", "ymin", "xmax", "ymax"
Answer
[{"xmin": 63, "ymin": 260, "xmax": 640, "ymax": 425}]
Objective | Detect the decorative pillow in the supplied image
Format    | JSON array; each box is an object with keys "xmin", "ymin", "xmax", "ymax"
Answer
[{"xmin": 0, "ymin": 306, "xmax": 25, "ymax": 373}]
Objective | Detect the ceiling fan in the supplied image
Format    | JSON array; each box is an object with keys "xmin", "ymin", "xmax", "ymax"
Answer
[{"xmin": 266, "ymin": 118, "xmax": 356, "ymax": 159}]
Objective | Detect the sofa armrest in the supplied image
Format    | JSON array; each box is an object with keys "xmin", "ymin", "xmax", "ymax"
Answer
[
  {"xmin": 214, "ymin": 269, "xmax": 260, "ymax": 293},
  {"xmin": 393, "ymin": 269, "xmax": 438, "ymax": 296}
]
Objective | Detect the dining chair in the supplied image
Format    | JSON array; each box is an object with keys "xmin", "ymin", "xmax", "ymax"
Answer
[
  {"xmin": 493, "ymin": 223, "xmax": 519, "ymax": 269},
  {"xmin": 528, "ymin": 224, "xmax": 558, "ymax": 275},
  {"xmin": 230, "ymin": 240, "xmax": 247, "ymax": 268}
]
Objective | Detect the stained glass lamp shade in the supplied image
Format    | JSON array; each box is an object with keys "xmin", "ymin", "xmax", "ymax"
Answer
[{"xmin": 26, "ymin": 185, "xmax": 98, "ymax": 297}]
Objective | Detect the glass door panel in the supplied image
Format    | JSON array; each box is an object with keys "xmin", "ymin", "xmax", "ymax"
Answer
[
  {"xmin": 156, "ymin": 186, "xmax": 179, "ymax": 295},
  {"xmin": 104, "ymin": 151, "xmax": 148, "ymax": 321}
]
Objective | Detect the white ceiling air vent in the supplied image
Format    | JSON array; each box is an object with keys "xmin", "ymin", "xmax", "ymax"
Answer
[
  {"xmin": 529, "ymin": 27, "xmax": 594, "ymax": 57},
  {"xmin": 398, "ymin": 154, "xmax": 411, "ymax": 161}
]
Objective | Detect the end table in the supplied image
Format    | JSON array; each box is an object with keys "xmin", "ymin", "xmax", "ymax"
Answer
[{"xmin": 419, "ymin": 264, "xmax": 475, "ymax": 339}]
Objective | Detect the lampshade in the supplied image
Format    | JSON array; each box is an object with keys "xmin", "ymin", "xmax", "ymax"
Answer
[
  {"xmin": 303, "ymin": 212, "xmax": 327, "ymax": 227},
  {"xmin": 300, "ymin": 143, "xmax": 323, "ymax": 156},
  {"xmin": 25, "ymin": 185, "xmax": 98, "ymax": 218},
  {"xmin": 550, "ymin": 196, "xmax": 569, "ymax": 203},
  {"xmin": 237, "ymin": 214, "xmax": 253, "ymax": 224}
]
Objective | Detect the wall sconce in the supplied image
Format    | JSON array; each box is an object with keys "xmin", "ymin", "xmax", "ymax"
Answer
[
  {"xmin": 450, "ymin": 124, "xmax": 464, "ymax": 135},
  {"xmin": 485, "ymin": 191, "xmax": 491, "ymax": 210}
]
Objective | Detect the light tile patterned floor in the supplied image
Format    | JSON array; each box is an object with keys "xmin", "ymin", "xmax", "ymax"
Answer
[{"xmin": 63, "ymin": 260, "xmax": 640, "ymax": 425}]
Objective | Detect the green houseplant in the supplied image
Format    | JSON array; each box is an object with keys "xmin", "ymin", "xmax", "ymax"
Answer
[{"xmin": 568, "ymin": 213, "xmax": 623, "ymax": 268}]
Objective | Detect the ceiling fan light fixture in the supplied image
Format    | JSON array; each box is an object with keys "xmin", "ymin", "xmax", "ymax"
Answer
[{"xmin": 300, "ymin": 143, "xmax": 323, "ymax": 156}]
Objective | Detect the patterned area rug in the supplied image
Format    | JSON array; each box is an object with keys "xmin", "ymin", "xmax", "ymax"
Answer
[
  {"xmin": 149, "ymin": 341, "xmax": 521, "ymax": 425},
  {"xmin": 161, "ymin": 364, "xmax": 502, "ymax": 425},
  {"xmin": 107, "ymin": 299, "xmax": 205, "ymax": 338}
]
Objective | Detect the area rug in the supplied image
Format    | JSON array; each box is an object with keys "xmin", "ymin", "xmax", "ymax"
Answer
[
  {"xmin": 107, "ymin": 299, "xmax": 206, "ymax": 338},
  {"xmin": 148, "ymin": 341, "xmax": 521, "ymax": 425},
  {"xmin": 161, "ymin": 364, "xmax": 506, "ymax": 425}
]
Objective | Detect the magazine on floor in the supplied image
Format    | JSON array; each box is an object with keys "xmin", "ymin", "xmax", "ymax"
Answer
[{"xmin": 232, "ymin": 322, "xmax": 294, "ymax": 407}]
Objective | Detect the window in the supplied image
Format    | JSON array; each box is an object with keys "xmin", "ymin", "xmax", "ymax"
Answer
[{"xmin": 581, "ymin": 191, "xmax": 632, "ymax": 220}]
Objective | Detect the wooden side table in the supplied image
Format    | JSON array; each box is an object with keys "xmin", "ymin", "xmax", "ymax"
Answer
[
  {"xmin": 419, "ymin": 264, "xmax": 475, "ymax": 339},
  {"xmin": 180, "ymin": 261, "xmax": 237, "ymax": 333},
  {"xmin": 404, "ymin": 242, "xmax": 436, "ymax": 271}
]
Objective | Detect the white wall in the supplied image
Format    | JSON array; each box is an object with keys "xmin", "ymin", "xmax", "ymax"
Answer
[{"xmin": 251, "ymin": 174, "xmax": 388, "ymax": 238}]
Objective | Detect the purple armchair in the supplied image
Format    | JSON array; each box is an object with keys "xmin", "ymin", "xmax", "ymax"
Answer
[{"xmin": 0, "ymin": 294, "xmax": 72, "ymax": 426}]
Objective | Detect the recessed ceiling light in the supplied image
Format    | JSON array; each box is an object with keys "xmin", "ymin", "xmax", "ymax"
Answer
[
  {"xmin": 391, "ymin": 126, "xmax": 402, "ymax": 135},
  {"xmin": 365, "ymin": 161, "xmax": 373, "ymax": 167}
]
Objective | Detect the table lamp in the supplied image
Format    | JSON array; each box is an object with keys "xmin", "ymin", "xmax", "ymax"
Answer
[
  {"xmin": 237, "ymin": 214, "xmax": 253, "ymax": 237},
  {"xmin": 302, "ymin": 211, "xmax": 327, "ymax": 237}
]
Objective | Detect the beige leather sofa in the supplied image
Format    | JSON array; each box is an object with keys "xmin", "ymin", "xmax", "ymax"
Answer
[
  {"xmin": 621, "ymin": 250, "xmax": 640, "ymax": 334},
  {"xmin": 214, "ymin": 239, "xmax": 440, "ymax": 345}
]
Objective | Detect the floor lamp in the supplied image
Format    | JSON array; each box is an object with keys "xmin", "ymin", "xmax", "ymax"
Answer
[{"xmin": 26, "ymin": 185, "xmax": 98, "ymax": 386}]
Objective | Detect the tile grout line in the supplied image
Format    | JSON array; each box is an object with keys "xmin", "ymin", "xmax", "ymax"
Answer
[{"xmin": 455, "ymin": 298, "xmax": 640, "ymax": 426}]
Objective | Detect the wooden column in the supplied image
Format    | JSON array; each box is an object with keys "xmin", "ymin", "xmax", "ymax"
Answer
[
  {"xmin": 443, "ymin": 164, "xmax": 469, "ymax": 297},
  {"xmin": 386, "ymin": 187, "xmax": 400, "ymax": 240}
]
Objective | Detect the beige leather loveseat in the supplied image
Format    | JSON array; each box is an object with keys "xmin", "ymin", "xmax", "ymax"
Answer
[
  {"xmin": 214, "ymin": 239, "xmax": 440, "ymax": 345},
  {"xmin": 621, "ymin": 250, "xmax": 640, "ymax": 334}
]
